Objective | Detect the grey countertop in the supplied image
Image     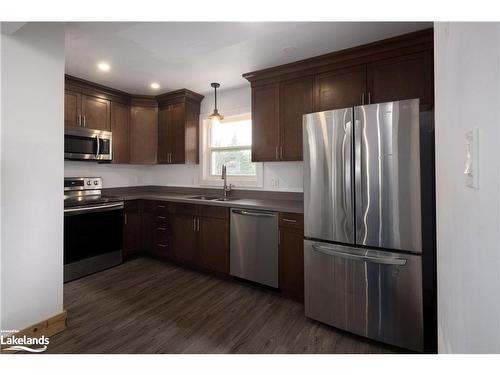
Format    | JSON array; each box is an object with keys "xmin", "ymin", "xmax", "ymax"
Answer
[{"xmin": 106, "ymin": 187, "xmax": 303, "ymax": 214}]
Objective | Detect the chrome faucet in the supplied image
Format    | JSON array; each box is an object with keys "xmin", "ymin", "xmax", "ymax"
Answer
[{"xmin": 221, "ymin": 164, "xmax": 233, "ymax": 200}]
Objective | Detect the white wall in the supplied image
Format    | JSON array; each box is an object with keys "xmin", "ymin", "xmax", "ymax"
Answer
[
  {"xmin": 65, "ymin": 85, "xmax": 304, "ymax": 191},
  {"xmin": 435, "ymin": 22, "xmax": 500, "ymax": 353},
  {"xmin": 1, "ymin": 23, "xmax": 65, "ymax": 331}
]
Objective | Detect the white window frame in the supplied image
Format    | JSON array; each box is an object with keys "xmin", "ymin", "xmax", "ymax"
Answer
[{"xmin": 200, "ymin": 112, "xmax": 263, "ymax": 188}]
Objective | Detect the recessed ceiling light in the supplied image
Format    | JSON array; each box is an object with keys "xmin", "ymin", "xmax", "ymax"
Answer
[
  {"xmin": 97, "ymin": 62, "xmax": 110, "ymax": 72},
  {"xmin": 150, "ymin": 82, "xmax": 160, "ymax": 90}
]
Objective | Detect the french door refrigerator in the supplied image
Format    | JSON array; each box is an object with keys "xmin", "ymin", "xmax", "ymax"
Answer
[{"xmin": 303, "ymin": 99, "xmax": 434, "ymax": 352}]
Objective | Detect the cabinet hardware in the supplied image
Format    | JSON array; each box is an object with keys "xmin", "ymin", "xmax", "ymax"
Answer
[
  {"xmin": 157, "ymin": 215, "xmax": 166, "ymax": 219},
  {"xmin": 280, "ymin": 146, "xmax": 283, "ymax": 160},
  {"xmin": 275, "ymin": 146, "xmax": 279, "ymax": 160},
  {"xmin": 124, "ymin": 213, "xmax": 127, "ymax": 225},
  {"xmin": 282, "ymin": 218, "xmax": 297, "ymax": 223},
  {"xmin": 157, "ymin": 227, "xmax": 166, "ymax": 231},
  {"xmin": 77, "ymin": 115, "xmax": 81, "ymax": 126},
  {"xmin": 361, "ymin": 92, "xmax": 365, "ymax": 105},
  {"xmin": 157, "ymin": 244, "xmax": 167, "ymax": 248},
  {"xmin": 157, "ymin": 205, "xmax": 166, "ymax": 208},
  {"xmin": 83, "ymin": 115, "xmax": 86, "ymax": 127},
  {"xmin": 193, "ymin": 218, "xmax": 196, "ymax": 231},
  {"xmin": 368, "ymin": 92, "xmax": 371, "ymax": 104}
]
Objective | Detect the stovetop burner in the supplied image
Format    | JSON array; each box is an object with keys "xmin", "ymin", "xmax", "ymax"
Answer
[{"xmin": 64, "ymin": 177, "xmax": 123, "ymax": 208}]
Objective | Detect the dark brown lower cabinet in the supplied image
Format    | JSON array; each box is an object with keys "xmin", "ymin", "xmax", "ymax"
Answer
[
  {"xmin": 123, "ymin": 200, "xmax": 303, "ymax": 303},
  {"xmin": 278, "ymin": 212, "xmax": 304, "ymax": 302},
  {"xmin": 172, "ymin": 214, "xmax": 199, "ymax": 264},
  {"xmin": 199, "ymin": 206, "xmax": 229, "ymax": 274},
  {"xmin": 123, "ymin": 201, "xmax": 141, "ymax": 258}
]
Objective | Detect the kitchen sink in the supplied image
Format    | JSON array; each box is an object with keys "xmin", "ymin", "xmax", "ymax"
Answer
[
  {"xmin": 214, "ymin": 197, "xmax": 240, "ymax": 202},
  {"xmin": 187, "ymin": 196, "xmax": 219, "ymax": 201}
]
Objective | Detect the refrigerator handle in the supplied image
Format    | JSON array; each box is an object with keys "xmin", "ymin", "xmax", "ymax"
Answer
[
  {"xmin": 311, "ymin": 244, "xmax": 407, "ymax": 266},
  {"xmin": 354, "ymin": 110, "xmax": 364, "ymax": 244},
  {"xmin": 344, "ymin": 119, "xmax": 353, "ymax": 236}
]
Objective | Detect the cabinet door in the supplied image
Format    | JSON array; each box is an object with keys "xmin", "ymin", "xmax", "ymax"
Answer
[
  {"xmin": 172, "ymin": 214, "xmax": 198, "ymax": 265},
  {"xmin": 123, "ymin": 201, "xmax": 141, "ymax": 258},
  {"xmin": 111, "ymin": 102, "xmax": 130, "ymax": 164},
  {"xmin": 315, "ymin": 65, "xmax": 366, "ymax": 112},
  {"xmin": 130, "ymin": 106, "xmax": 158, "ymax": 164},
  {"xmin": 81, "ymin": 94, "xmax": 111, "ymax": 131},
  {"xmin": 279, "ymin": 213, "xmax": 304, "ymax": 302},
  {"xmin": 367, "ymin": 51, "xmax": 433, "ymax": 107},
  {"xmin": 157, "ymin": 107, "xmax": 172, "ymax": 164},
  {"xmin": 280, "ymin": 76, "xmax": 313, "ymax": 161},
  {"xmin": 64, "ymin": 89, "xmax": 81, "ymax": 127},
  {"xmin": 200, "ymin": 216, "xmax": 229, "ymax": 274},
  {"xmin": 170, "ymin": 103, "xmax": 186, "ymax": 164},
  {"xmin": 252, "ymin": 84, "xmax": 280, "ymax": 162}
]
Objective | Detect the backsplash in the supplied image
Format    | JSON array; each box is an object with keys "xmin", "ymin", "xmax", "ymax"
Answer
[{"xmin": 64, "ymin": 160, "xmax": 304, "ymax": 191}]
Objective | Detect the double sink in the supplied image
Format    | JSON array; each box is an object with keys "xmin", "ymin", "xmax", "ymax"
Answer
[{"xmin": 188, "ymin": 195, "xmax": 240, "ymax": 202}]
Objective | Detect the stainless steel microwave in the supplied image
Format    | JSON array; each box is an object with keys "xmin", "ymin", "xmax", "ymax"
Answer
[{"xmin": 64, "ymin": 127, "xmax": 112, "ymax": 161}]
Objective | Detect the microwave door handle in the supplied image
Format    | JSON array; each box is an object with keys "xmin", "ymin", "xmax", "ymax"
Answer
[{"xmin": 95, "ymin": 135, "xmax": 100, "ymax": 158}]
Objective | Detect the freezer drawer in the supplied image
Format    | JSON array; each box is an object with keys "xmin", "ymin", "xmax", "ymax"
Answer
[
  {"xmin": 304, "ymin": 239, "xmax": 423, "ymax": 352},
  {"xmin": 230, "ymin": 209, "xmax": 278, "ymax": 288}
]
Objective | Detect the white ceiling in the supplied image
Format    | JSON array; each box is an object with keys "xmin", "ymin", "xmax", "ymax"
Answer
[{"xmin": 65, "ymin": 22, "xmax": 432, "ymax": 95}]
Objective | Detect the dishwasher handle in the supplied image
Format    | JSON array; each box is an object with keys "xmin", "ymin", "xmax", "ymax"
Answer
[
  {"xmin": 232, "ymin": 209, "xmax": 277, "ymax": 218},
  {"xmin": 312, "ymin": 244, "xmax": 407, "ymax": 265}
]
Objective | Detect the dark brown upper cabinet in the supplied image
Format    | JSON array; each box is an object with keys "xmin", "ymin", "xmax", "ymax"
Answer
[
  {"xmin": 367, "ymin": 51, "xmax": 433, "ymax": 108},
  {"xmin": 64, "ymin": 89, "xmax": 111, "ymax": 131},
  {"xmin": 244, "ymin": 28, "xmax": 434, "ymax": 162},
  {"xmin": 64, "ymin": 89, "xmax": 81, "ymax": 127},
  {"xmin": 111, "ymin": 102, "xmax": 130, "ymax": 164},
  {"xmin": 129, "ymin": 104, "xmax": 158, "ymax": 164},
  {"xmin": 315, "ymin": 65, "xmax": 366, "ymax": 111},
  {"xmin": 157, "ymin": 90, "xmax": 204, "ymax": 165},
  {"xmin": 251, "ymin": 84, "xmax": 280, "ymax": 162},
  {"xmin": 280, "ymin": 76, "xmax": 313, "ymax": 161},
  {"xmin": 81, "ymin": 94, "xmax": 111, "ymax": 131}
]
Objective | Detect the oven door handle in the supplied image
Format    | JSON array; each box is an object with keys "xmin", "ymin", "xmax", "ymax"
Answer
[{"xmin": 64, "ymin": 202, "xmax": 124, "ymax": 216}]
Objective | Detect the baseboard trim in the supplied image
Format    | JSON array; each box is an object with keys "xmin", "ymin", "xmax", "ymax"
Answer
[{"xmin": 1, "ymin": 311, "xmax": 67, "ymax": 353}]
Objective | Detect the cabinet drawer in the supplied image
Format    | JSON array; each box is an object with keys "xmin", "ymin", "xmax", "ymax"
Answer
[
  {"xmin": 153, "ymin": 201, "xmax": 169, "ymax": 215},
  {"xmin": 200, "ymin": 205, "xmax": 229, "ymax": 219},
  {"xmin": 155, "ymin": 227, "xmax": 169, "ymax": 244},
  {"xmin": 155, "ymin": 215, "xmax": 169, "ymax": 228},
  {"xmin": 279, "ymin": 212, "xmax": 304, "ymax": 230}
]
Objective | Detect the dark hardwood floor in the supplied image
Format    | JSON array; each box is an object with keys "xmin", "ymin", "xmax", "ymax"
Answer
[{"xmin": 47, "ymin": 257, "xmax": 400, "ymax": 354}]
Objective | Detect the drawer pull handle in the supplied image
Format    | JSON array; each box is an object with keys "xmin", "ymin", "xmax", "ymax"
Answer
[
  {"xmin": 157, "ymin": 244, "xmax": 167, "ymax": 247},
  {"xmin": 157, "ymin": 227, "xmax": 166, "ymax": 231},
  {"xmin": 157, "ymin": 216, "xmax": 166, "ymax": 219},
  {"xmin": 282, "ymin": 218, "xmax": 297, "ymax": 223},
  {"xmin": 157, "ymin": 205, "xmax": 166, "ymax": 208}
]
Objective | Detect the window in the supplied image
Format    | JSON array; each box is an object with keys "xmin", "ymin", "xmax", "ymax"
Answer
[{"xmin": 201, "ymin": 113, "xmax": 262, "ymax": 187}]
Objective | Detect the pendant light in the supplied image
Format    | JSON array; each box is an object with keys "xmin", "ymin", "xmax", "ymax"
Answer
[{"xmin": 208, "ymin": 82, "xmax": 224, "ymax": 121}]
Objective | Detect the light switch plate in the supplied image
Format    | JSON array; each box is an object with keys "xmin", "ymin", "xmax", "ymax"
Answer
[{"xmin": 464, "ymin": 128, "xmax": 479, "ymax": 189}]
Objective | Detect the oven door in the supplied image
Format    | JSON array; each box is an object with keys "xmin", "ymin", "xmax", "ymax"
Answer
[
  {"xmin": 64, "ymin": 127, "xmax": 112, "ymax": 161},
  {"xmin": 64, "ymin": 202, "xmax": 123, "ymax": 281}
]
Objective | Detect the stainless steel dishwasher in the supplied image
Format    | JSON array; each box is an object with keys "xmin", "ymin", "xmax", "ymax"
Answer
[{"xmin": 230, "ymin": 208, "xmax": 278, "ymax": 288}]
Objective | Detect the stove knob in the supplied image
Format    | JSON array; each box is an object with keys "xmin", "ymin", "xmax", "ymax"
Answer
[
  {"xmin": 86, "ymin": 181, "xmax": 91, "ymax": 186},
  {"xmin": 94, "ymin": 180, "xmax": 99, "ymax": 185}
]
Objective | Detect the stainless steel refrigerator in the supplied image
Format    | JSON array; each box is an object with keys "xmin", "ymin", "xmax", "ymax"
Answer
[{"xmin": 303, "ymin": 99, "xmax": 432, "ymax": 352}]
